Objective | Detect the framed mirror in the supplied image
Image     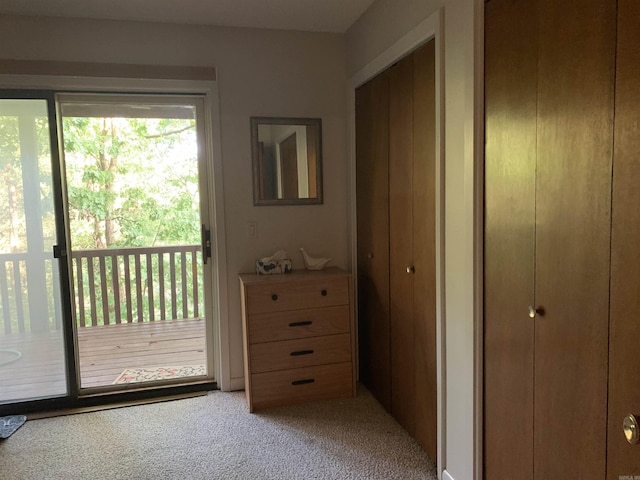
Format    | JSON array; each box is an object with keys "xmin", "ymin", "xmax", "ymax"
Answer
[{"xmin": 250, "ymin": 117, "xmax": 323, "ymax": 206}]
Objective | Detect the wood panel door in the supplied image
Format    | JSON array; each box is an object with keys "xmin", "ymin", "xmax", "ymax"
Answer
[
  {"xmin": 608, "ymin": 1, "xmax": 640, "ymax": 477},
  {"xmin": 534, "ymin": 1, "xmax": 615, "ymax": 478},
  {"xmin": 484, "ymin": 0, "xmax": 537, "ymax": 477},
  {"xmin": 412, "ymin": 40, "xmax": 437, "ymax": 461},
  {"xmin": 356, "ymin": 70, "xmax": 391, "ymax": 411},
  {"xmin": 389, "ymin": 51, "xmax": 416, "ymax": 437},
  {"xmin": 356, "ymin": 40, "xmax": 437, "ymax": 460},
  {"xmin": 485, "ymin": 0, "xmax": 615, "ymax": 478},
  {"xmin": 280, "ymin": 133, "xmax": 298, "ymax": 199}
]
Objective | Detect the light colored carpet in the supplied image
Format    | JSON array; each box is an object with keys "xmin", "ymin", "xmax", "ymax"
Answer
[{"xmin": 0, "ymin": 385, "xmax": 437, "ymax": 480}]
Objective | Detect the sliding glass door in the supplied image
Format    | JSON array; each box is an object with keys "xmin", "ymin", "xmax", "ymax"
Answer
[
  {"xmin": 0, "ymin": 96, "xmax": 69, "ymax": 403},
  {"xmin": 58, "ymin": 94, "xmax": 212, "ymax": 390},
  {"xmin": 0, "ymin": 91, "xmax": 215, "ymax": 406}
]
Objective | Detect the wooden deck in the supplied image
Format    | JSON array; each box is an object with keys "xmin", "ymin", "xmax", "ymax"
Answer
[{"xmin": 0, "ymin": 318, "xmax": 207, "ymax": 403}]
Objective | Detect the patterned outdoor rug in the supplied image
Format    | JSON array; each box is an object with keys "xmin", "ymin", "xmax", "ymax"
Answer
[
  {"xmin": 113, "ymin": 365, "xmax": 206, "ymax": 384},
  {"xmin": 0, "ymin": 415, "xmax": 26, "ymax": 439}
]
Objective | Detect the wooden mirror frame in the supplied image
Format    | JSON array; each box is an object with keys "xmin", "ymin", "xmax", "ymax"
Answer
[{"xmin": 250, "ymin": 117, "xmax": 323, "ymax": 206}]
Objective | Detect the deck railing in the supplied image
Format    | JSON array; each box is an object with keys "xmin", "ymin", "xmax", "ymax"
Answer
[
  {"xmin": 0, "ymin": 252, "xmax": 61, "ymax": 334},
  {"xmin": 0, "ymin": 245, "xmax": 204, "ymax": 334},
  {"xmin": 73, "ymin": 245, "xmax": 204, "ymax": 327}
]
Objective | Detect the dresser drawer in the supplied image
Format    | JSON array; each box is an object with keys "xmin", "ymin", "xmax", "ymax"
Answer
[
  {"xmin": 250, "ymin": 333, "xmax": 351, "ymax": 374},
  {"xmin": 245, "ymin": 277, "xmax": 349, "ymax": 314},
  {"xmin": 247, "ymin": 305, "xmax": 350, "ymax": 344},
  {"xmin": 250, "ymin": 362, "xmax": 353, "ymax": 410}
]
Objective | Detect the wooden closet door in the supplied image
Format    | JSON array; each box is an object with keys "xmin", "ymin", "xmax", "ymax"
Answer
[
  {"xmin": 389, "ymin": 53, "xmax": 415, "ymax": 436},
  {"xmin": 280, "ymin": 133, "xmax": 299, "ymax": 199},
  {"xmin": 412, "ymin": 40, "xmax": 437, "ymax": 461},
  {"xmin": 356, "ymin": 71, "xmax": 391, "ymax": 411},
  {"xmin": 534, "ymin": 0, "xmax": 615, "ymax": 478},
  {"xmin": 608, "ymin": 1, "xmax": 640, "ymax": 477},
  {"xmin": 484, "ymin": 0, "xmax": 537, "ymax": 478},
  {"xmin": 357, "ymin": 42, "xmax": 437, "ymax": 459}
]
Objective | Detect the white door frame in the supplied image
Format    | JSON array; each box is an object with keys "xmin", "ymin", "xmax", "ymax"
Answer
[
  {"xmin": 347, "ymin": 8, "xmax": 446, "ymax": 477},
  {"xmin": 0, "ymin": 72, "xmax": 231, "ymax": 391}
]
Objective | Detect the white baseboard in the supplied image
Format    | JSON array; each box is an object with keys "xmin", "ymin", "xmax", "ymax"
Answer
[
  {"xmin": 225, "ymin": 377, "xmax": 245, "ymax": 392},
  {"xmin": 442, "ymin": 470, "xmax": 455, "ymax": 480}
]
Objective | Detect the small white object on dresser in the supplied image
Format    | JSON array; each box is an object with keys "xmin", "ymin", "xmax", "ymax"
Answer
[{"xmin": 239, "ymin": 267, "xmax": 356, "ymax": 412}]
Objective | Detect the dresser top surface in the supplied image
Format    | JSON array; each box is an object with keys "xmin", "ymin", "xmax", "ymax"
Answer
[{"xmin": 239, "ymin": 267, "xmax": 350, "ymax": 285}]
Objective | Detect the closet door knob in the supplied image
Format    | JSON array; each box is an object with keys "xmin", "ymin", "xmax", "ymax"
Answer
[
  {"xmin": 406, "ymin": 266, "xmax": 415, "ymax": 274},
  {"xmin": 528, "ymin": 305, "xmax": 544, "ymax": 318},
  {"xmin": 367, "ymin": 252, "xmax": 374, "ymax": 259},
  {"xmin": 624, "ymin": 413, "xmax": 639, "ymax": 445}
]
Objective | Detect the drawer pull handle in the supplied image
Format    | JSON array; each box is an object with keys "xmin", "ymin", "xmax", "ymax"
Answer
[
  {"xmin": 290, "ymin": 349, "xmax": 314, "ymax": 357},
  {"xmin": 321, "ymin": 289, "xmax": 327, "ymax": 296},
  {"xmin": 271, "ymin": 294, "xmax": 278, "ymax": 301},
  {"xmin": 292, "ymin": 379, "xmax": 315, "ymax": 386},
  {"xmin": 289, "ymin": 321, "xmax": 312, "ymax": 327}
]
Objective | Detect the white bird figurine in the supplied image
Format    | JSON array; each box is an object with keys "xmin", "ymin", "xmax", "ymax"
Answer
[{"xmin": 300, "ymin": 248, "xmax": 332, "ymax": 271}]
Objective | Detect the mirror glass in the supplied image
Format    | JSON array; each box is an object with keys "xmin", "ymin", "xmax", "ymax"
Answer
[{"xmin": 251, "ymin": 117, "xmax": 322, "ymax": 205}]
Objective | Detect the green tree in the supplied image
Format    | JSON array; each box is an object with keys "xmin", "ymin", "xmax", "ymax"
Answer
[
  {"xmin": 63, "ymin": 115, "xmax": 200, "ymax": 250},
  {"xmin": 0, "ymin": 104, "xmax": 205, "ymax": 331},
  {"xmin": 0, "ymin": 115, "xmax": 22, "ymax": 253}
]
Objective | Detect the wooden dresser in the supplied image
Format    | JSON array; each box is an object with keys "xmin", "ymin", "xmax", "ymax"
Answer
[{"xmin": 239, "ymin": 267, "xmax": 355, "ymax": 411}]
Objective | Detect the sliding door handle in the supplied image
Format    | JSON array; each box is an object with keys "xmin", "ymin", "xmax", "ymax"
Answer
[{"xmin": 201, "ymin": 224, "xmax": 212, "ymax": 264}]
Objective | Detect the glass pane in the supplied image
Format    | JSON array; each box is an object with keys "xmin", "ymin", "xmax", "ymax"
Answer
[
  {"xmin": 0, "ymin": 99, "xmax": 67, "ymax": 404},
  {"xmin": 60, "ymin": 97, "xmax": 207, "ymax": 389}
]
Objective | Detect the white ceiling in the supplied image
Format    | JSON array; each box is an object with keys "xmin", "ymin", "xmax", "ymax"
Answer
[{"xmin": 0, "ymin": 0, "xmax": 377, "ymax": 33}]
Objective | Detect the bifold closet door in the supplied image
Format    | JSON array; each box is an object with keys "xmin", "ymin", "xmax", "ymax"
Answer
[
  {"xmin": 388, "ymin": 40, "xmax": 437, "ymax": 456},
  {"xmin": 412, "ymin": 40, "xmax": 437, "ymax": 460},
  {"xmin": 389, "ymin": 51, "xmax": 416, "ymax": 437},
  {"xmin": 356, "ymin": 40, "xmax": 436, "ymax": 461},
  {"xmin": 534, "ymin": 1, "xmax": 615, "ymax": 478},
  {"xmin": 485, "ymin": 0, "xmax": 615, "ymax": 478},
  {"xmin": 484, "ymin": 0, "xmax": 537, "ymax": 477},
  {"xmin": 356, "ymin": 70, "xmax": 391, "ymax": 411},
  {"xmin": 608, "ymin": 1, "xmax": 640, "ymax": 477}
]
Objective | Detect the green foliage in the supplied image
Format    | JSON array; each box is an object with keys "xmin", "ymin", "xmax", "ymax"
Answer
[
  {"xmin": 63, "ymin": 115, "xmax": 200, "ymax": 249},
  {"xmin": 0, "ymin": 110, "xmax": 56, "ymax": 254},
  {"xmin": 61, "ymin": 112, "xmax": 205, "ymax": 326},
  {"xmin": 0, "ymin": 116, "xmax": 19, "ymax": 165},
  {"xmin": 0, "ymin": 102, "xmax": 205, "ymax": 331}
]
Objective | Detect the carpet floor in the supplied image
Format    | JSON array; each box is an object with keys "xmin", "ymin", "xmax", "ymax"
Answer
[{"xmin": 0, "ymin": 385, "xmax": 437, "ymax": 480}]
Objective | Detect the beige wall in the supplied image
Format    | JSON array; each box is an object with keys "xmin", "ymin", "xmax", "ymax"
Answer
[
  {"xmin": 0, "ymin": 14, "xmax": 349, "ymax": 389},
  {"xmin": 346, "ymin": 1, "xmax": 480, "ymax": 479},
  {"xmin": 346, "ymin": 0, "xmax": 442, "ymax": 75}
]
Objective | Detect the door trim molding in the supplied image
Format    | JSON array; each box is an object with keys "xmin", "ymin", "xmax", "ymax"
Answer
[
  {"xmin": 473, "ymin": 2, "xmax": 485, "ymax": 479},
  {"xmin": 347, "ymin": 8, "xmax": 446, "ymax": 477},
  {"xmin": 442, "ymin": 469, "xmax": 456, "ymax": 480},
  {"xmin": 0, "ymin": 73, "xmax": 231, "ymax": 392}
]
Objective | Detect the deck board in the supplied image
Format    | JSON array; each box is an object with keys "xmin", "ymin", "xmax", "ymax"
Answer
[{"xmin": 0, "ymin": 318, "xmax": 207, "ymax": 403}]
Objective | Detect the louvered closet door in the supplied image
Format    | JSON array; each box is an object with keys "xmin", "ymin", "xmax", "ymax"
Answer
[
  {"xmin": 534, "ymin": 1, "xmax": 615, "ymax": 477},
  {"xmin": 608, "ymin": 1, "xmax": 640, "ymax": 477},
  {"xmin": 356, "ymin": 70, "xmax": 391, "ymax": 411},
  {"xmin": 484, "ymin": 0, "xmax": 537, "ymax": 477}
]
